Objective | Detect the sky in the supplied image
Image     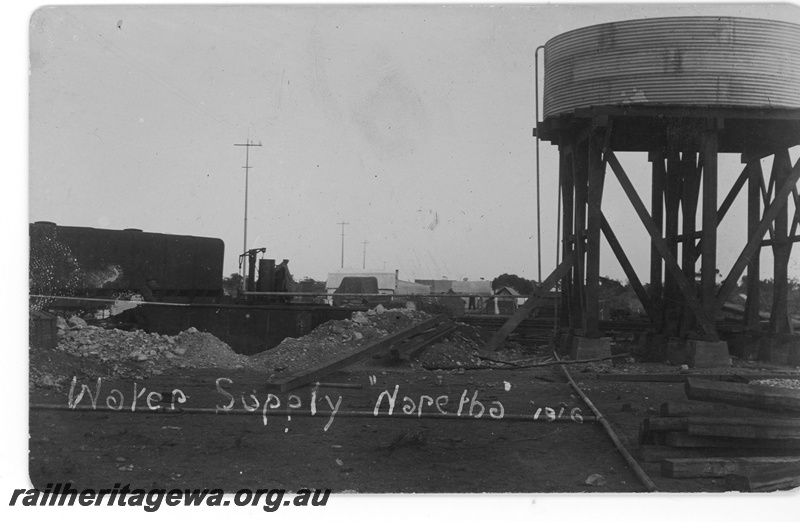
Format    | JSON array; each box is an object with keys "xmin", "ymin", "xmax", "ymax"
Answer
[
  {"xmin": 8, "ymin": 1, "xmax": 800, "ymax": 520},
  {"xmin": 25, "ymin": 2, "xmax": 800, "ymax": 285}
]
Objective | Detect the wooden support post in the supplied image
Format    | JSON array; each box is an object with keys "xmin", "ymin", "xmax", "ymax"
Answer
[
  {"xmin": 663, "ymin": 153, "xmax": 683, "ymax": 335},
  {"xmin": 701, "ymin": 126, "xmax": 719, "ymax": 339},
  {"xmin": 744, "ymin": 160, "xmax": 762, "ymax": 329},
  {"xmin": 770, "ymin": 149, "xmax": 792, "ymax": 335},
  {"xmin": 681, "ymin": 153, "xmax": 701, "ymax": 336},
  {"xmin": 559, "ymin": 146, "xmax": 574, "ymax": 329},
  {"xmin": 606, "ymin": 151, "xmax": 716, "ymax": 336},
  {"xmin": 572, "ymin": 136, "xmax": 589, "ymax": 332},
  {"xmin": 584, "ymin": 128, "xmax": 606, "ymax": 337},
  {"xmin": 716, "ymin": 154, "xmax": 800, "ymax": 311},
  {"xmin": 649, "ymin": 152, "xmax": 666, "ymax": 321}
]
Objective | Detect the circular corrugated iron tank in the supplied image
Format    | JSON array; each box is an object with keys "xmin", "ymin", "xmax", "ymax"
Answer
[{"xmin": 542, "ymin": 17, "xmax": 800, "ymax": 119}]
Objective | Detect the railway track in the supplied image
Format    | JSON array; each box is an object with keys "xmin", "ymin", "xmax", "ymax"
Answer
[{"xmin": 459, "ymin": 314, "xmax": 653, "ymax": 341}]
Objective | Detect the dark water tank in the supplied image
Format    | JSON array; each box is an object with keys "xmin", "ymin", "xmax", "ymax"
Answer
[{"xmin": 543, "ymin": 17, "xmax": 800, "ymax": 119}]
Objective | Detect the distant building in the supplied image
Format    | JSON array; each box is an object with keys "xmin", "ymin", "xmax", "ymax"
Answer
[
  {"xmin": 326, "ymin": 270, "xmax": 398, "ymax": 296},
  {"xmin": 396, "ymin": 279, "xmax": 431, "ymax": 295},
  {"xmin": 326, "ymin": 270, "xmax": 430, "ymax": 304},
  {"xmin": 453, "ymin": 280, "xmax": 493, "ymax": 311},
  {"xmin": 415, "ymin": 279, "xmax": 454, "ymax": 294},
  {"xmin": 415, "ymin": 278, "xmax": 495, "ymax": 311},
  {"xmin": 495, "ymin": 286, "xmax": 523, "ymax": 314}
]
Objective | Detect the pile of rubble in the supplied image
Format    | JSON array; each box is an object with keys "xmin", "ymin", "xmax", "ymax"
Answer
[
  {"xmin": 30, "ymin": 315, "xmax": 251, "ymax": 389},
  {"xmin": 249, "ymin": 305, "xmax": 432, "ymax": 377},
  {"xmin": 53, "ymin": 315, "xmax": 248, "ymax": 371},
  {"xmin": 31, "ymin": 304, "xmax": 510, "ymax": 389},
  {"xmin": 414, "ymin": 324, "xmax": 487, "ymax": 369}
]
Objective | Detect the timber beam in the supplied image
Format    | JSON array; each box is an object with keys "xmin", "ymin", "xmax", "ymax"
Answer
[
  {"xmin": 716, "ymin": 153, "xmax": 800, "ymax": 311},
  {"xmin": 606, "ymin": 150, "xmax": 717, "ymax": 338}
]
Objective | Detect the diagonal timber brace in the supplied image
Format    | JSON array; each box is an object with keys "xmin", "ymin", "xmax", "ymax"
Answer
[
  {"xmin": 606, "ymin": 151, "xmax": 717, "ymax": 337},
  {"xmin": 599, "ymin": 213, "xmax": 659, "ymax": 326},
  {"xmin": 715, "ymin": 154, "xmax": 800, "ymax": 311},
  {"xmin": 486, "ymin": 253, "xmax": 576, "ymax": 351}
]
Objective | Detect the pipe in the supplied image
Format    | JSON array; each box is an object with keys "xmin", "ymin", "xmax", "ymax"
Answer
[
  {"xmin": 534, "ymin": 45, "xmax": 545, "ymax": 283},
  {"xmin": 30, "ymin": 403, "xmax": 597, "ymax": 423},
  {"xmin": 29, "ymin": 295, "xmax": 190, "ymax": 307},
  {"xmin": 422, "ymin": 352, "xmax": 629, "ymax": 371},
  {"xmin": 553, "ymin": 351, "xmax": 659, "ymax": 492}
]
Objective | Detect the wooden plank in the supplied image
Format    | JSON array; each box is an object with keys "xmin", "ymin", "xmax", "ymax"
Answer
[
  {"xmin": 685, "ymin": 378, "xmax": 800, "ymax": 413},
  {"xmin": 688, "ymin": 416, "xmax": 800, "ymax": 428},
  {"xmin": 599, "ymin": 373, "xmax": 800, "ymax": 384},
  {"xmin": 647, "ymin": 416, "xmax": 800, "ymax": 436},
  {"xmin": 662, "ymin": 456, "xmax": 800, "ymax": 479},
  {"xmin": 726, "ymin": 468, "xmax": 800, "ymax": 492},
  {"xmin": 391, "ymin": 321, "xmax": 457, "ymax": 360},
  {"xmin": 664, "ymin": 432, "xmax": 800, "ymax": 449},
  {"xmin": 661, "ymin": 401, "xmax": 706, "ymax": 417},
  {"xmin": 598, "ymin": 373, "xmax": 702, "ymax": 383},
  {"xmin": 485, "ymin": 253, "xmax": 575, "ymax": 351},
  {"xmin": 606, "ymin": 151, "xmax": 716, "ymax": 336},
  {"xmin": 265, "ymin": 315, "xmax": 448, "ymax": 392},
  {"xmin": 644, "ymin": 417, "xmax": 688, "ymax": 432},
  {"xmin": 639, "ymin": 445, "xmax": 800, "ymax": 463},
  {"xmin": 715, "ymin": 153, "xmax": 800, "ymax": 310},
  {"xmin": 688, "ymin": 422, "xmax": 800, "ymax": 440}
]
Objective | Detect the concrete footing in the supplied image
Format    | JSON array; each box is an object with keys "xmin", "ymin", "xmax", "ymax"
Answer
[
  {"xmin": 667, "ymin": 338, "xmax": 731, "ymax": 368},
  {"xmin": 757, "ymin": 337, "xmax": 799, "ymax": 366},
  {"xmin": 567, "ymin": 336, "xmax": 612, "ymax": 360},
  {"xmin": 640, "ymin": 333, "xmax": 667, "ymax": 361},
  {"xmin": 727, "ymin": 333, "xmax": 760, "ymax": 361}
]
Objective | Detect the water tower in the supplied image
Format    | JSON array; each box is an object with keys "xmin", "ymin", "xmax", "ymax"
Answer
[{"xmin": 535, "ymin": 17, "xmax": 800, "ymax": 364}]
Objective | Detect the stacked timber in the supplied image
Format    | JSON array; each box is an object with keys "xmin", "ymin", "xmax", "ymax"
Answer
[
  {"xmin": 684, "ymin": 378, "xmax": 800, "ymax": 413},
  {"xmin": 637, "ymin": 378, "xmax": 800, "ymax": 491}
]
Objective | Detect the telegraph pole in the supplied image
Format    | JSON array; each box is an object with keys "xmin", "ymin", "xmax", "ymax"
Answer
[
  {"xmin": 234, "ymin": 138, "xmax": 261, "ymax": 287},
  {"xmin": 362, "ymin": 239, "xmax": 369, "ymax": 269},
  {"xmin": 338, "ymin": 221, "xmax": 349, "ymax": 268}
]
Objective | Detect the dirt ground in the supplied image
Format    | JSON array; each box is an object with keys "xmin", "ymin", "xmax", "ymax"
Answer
[
  {"xmin": 31, "ymin": 337, "xmax": 792, "ymax": 496},
  {"xmin": 26, "ymin": 306, "xmax": 800, "ymax": 502}
]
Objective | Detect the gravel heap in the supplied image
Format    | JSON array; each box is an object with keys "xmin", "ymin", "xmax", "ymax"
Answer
[
  {"xmin": 749, "ymin": 378, "xmax": 800, "ymax": 390},
  {"xmin": 33, "ymin": 305, "xmax": 501, "ymax": 389},
  {"xmin": 250, "ymin": 305, "xmax": 432, "ymax": 378},
  {"xmin": 414, "ymin": 325, "xmax": 487, "ymax": 370},
  {"xmin": 171, "ymin": 328, "xmax": 250, "ymax": 370},
  {"xmin": 40, "ymin": 315, "xmax": 248, "ymax": 379}
]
